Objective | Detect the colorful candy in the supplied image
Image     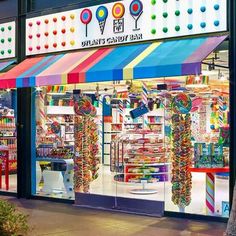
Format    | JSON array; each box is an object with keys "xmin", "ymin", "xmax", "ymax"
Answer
[{"xmin": 171, "ymin": 112, "xmax": 192, "ymax": 210}]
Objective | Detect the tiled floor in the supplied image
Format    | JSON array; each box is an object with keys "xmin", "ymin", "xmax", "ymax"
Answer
[{"xmin": 2, "ymin": 196, "xmax": 227, "ymax": 236}]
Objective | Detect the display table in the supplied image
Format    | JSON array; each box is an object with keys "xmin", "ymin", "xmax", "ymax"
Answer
[
  {"xmin": 189, "ymin": 167, "xmax": 229, "ymax": 215},
  {"xmin": 36, "ymin": 158, "xmax": 74, "ymax": 198}
]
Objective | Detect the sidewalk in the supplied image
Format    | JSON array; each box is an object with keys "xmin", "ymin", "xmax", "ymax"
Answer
[{"xmin": 1, "ymin": 196, "xmax": 227, "ymax": 236}]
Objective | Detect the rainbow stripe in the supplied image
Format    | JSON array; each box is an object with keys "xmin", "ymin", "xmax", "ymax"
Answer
[
  {"xmin": 0, "ymin": 60, "xmax": 15, "ymax": 72},
  {"xmin": 0, "ymin": 35, "xmax": 227, "ymax": 89},
  {"xmin": 206, "ymin": 173, "xmax": 215, "ymax": 215}
]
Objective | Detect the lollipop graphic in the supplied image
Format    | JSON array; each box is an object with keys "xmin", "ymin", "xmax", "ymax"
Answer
[
  {"xmin": 112, "ymin": 3, "xmax": 125, "ymax": 33},
  {"xmin": 80, "ymin": 9, "xmax": 93, "ymax": 37},
  {"xmin": 96, "ymin": 6, "xmax": 108, "ymax": 35},
  {"xmin": 130, "ymin": 0, "xmax": 143, "ymax": 31}
]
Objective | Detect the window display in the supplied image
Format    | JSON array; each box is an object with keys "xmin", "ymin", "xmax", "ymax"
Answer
[
  {"xmin": 33, "ymin": 49, "xmax": 229, "ymax": 217},
  {"xmin": 0, "ymin": 90, "xmax": 17, "ymax": 192}
]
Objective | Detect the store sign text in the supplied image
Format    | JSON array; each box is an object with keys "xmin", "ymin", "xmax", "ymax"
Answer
[{"xmin": 81, "ymin": 33, "xmax": 143, "ymax": 47}]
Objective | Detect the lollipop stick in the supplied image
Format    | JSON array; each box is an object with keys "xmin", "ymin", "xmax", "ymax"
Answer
[{"xmin": 86, "ymin": 25, "xmax": 88, "ymax": 37}]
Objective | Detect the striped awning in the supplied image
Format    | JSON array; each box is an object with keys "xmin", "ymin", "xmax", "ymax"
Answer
[
  {"xmin": 0, "ymin": 35, "xmax": 226, "ymax": 88},
  {"xmin": 0, "ymin": 60, "xmax": 15, "ymax": 72}
]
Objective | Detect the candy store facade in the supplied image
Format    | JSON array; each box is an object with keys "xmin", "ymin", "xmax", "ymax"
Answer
[{"xmin": 0, "ymin": 0, "xmax": 235, "ymax": 221}]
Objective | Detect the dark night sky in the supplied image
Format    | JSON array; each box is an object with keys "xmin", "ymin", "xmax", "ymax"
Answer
[{"xmin": 0, "ymin": 0, "xmax": 17, "ymax": 19}]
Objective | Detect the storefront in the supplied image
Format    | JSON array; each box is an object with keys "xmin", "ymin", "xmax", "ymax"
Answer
[{"xmin": 0, "ymin": 0, "xmax": 231, "ymax": 219}]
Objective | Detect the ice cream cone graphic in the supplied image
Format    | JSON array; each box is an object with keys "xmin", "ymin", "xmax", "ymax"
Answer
[
  {"xmin": 96, "ymin": 6, "xmax": 108, "ymax": 35},
  {"xmin": 99, "ymin": 20, "xmax": 106, "ymax": 35}
]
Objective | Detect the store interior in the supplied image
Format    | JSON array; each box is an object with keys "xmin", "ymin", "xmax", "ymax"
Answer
[
  {"xmin": 0, "ymin": 48, "xmax": 229, "ymax": 217},
  {"xmin": 33, "ymin": 48, "xmax": 229, "ymax": 217}
]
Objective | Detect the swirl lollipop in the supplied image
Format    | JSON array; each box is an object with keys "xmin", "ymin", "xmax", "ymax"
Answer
[
  {"xmin": 129, "ymin": 0, "xmax": 143, "ymax": 31},
  {"xmin": 80, "ymin": 9, "xmax": 93, "ymax": 37},
  {"xmin": 96, "ymin": 6, "xmax": 108, "ymax": 35},
  {"xmin": 172, "ymin": 93, "xmax": 192, "ymax": 114}
]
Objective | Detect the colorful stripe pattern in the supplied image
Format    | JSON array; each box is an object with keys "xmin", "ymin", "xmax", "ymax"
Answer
[
  {"xmin": 206, "ymin": 173, "xmax": 215, "ymax": 215},
  {"xmin": 0, "ymin": 60, "xmax": 15, "ymax": 71},
  {"xmin": 0, "ymin": 35, "xmax": 226, "ymax": 89}
]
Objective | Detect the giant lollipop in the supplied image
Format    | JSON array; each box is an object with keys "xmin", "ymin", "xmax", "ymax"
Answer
[
  {"xmin": 129, "ymin": 0, "xmax": 143, "ymax": 31},
  {"xmin": 96, "ymin": 6, "xmax": 108, "ymax": 35},
  {"xmin": 172, "ymin": 93, "xmax": 192, "ymax": 114},
  {"xmin": 80, "ymin": 9, "xmax": 93, "ymax": 37}
]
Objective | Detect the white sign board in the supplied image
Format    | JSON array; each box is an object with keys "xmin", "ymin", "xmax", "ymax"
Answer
[
  {"xmin": 0, "ymin": 21, "xmax": 16, "ymax": 60},
  {"xmin": 26, "ymin": 0, "xmax": 227, "ymax": 56}
]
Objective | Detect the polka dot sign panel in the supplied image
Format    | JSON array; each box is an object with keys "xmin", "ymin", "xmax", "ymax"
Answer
[
  {"xmin": 26, "ymin": 0, "xmax": 227, "ymax": 56},
  {"xmin": 0, "ymin": 21, "xmax": 16, "ymax": 60},
  {"xmin": 150, "ymin": 0, "xmax": 226, "ymax": 38}
]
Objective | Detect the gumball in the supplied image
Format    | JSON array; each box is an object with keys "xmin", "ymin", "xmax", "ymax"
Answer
[
  {"xmin": 210, "ymin": 124, "xmax": 215, "ymax": 130},
  {"xmin": 222, "ymin": 104, "xmax": 227, "ymax": 111}
]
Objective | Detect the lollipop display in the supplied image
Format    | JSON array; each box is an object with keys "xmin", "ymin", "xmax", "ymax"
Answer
[
  {"xmin": 73, "ymin": 96, "xmax": 99, "ymax": 193},
  {"xmin": 172, "ymin": 93, "xmax": 192, "ymax": 114},
  {"xmin": 96, "ymin": 6, "xmax": 108, "ymax": 35},
  {"xmin": 171, "ymin": 94, "xmax": 193, "ymax": 211}
]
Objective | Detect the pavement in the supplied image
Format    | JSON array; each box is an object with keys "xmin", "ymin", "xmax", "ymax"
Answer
[{"xmin": 0, "ymin": 196, "xmax": 227, "ymax": 236}]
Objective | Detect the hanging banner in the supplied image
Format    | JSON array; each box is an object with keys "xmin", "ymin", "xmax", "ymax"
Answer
[
  {"xmin": 0, "ymin": 21, "xmax": 16, "ymax": 60},
  {"xmin": 26, "ymin": 0, "xmax": 227, "ymax": 55}
]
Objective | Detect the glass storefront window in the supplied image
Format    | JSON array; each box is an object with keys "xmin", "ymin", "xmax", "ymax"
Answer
[
  {"xmin": 33, "ymin": 49, "xmax": 229, "ymax": 217},
  {"xmin": 0, "ymin": 89, "xmax": 17, "ymax": 193}
]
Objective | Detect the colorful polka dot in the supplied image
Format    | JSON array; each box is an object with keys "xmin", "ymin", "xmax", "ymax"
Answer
[
  {"xmin": 187, "ymin": 24, "xmax": 193, "ymax": 30},
  {"xmin": 175, "ymin": 10, "xmax": 180, "ymax": 16},
  {"xmin": 214, "ymin": 4, "xmax": 220, "ymax": 10},
  {"xmin": 163, "ymin": 27, "xmax": 168, "ymax": 33},
  {"xmin": 151, "ymin": 29, "xmax": 156, "ymax": 34},
  {"xmin": 200, "ymin": 6, "xmax": 206, "ymax": 12},
  {"xmin": 200, "ymin": 22, "xmax": 206, "ymax": 28},
  {"xmin": 163, "ymin": 12, "xmax": 168, "ymax": 18},
  {"xmin": 175, "ymin": 25, "xmax": 180, "ymax": 31},
  {"xmin": 214, "ymin": 20, "xmax": 220, "ymax": 26},
  {"xmin": 187, "ymin": 8, "xmax": 193, "ymax": 14},
  {"xmin": 151, "ymin": 14, "xmax": 156, "ymax": 20}
]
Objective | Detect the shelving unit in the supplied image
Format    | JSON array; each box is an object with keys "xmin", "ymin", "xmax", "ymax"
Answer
[{"xmin": 0, "ymin": 116, "xmax": 17, "ymax": 172}]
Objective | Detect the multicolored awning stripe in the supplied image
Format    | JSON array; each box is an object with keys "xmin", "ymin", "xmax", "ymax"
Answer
[
  {"xmin": 0, "ymin": 60, "xmax": 15, "ymax": 72},
  {"xmin": 0, "ymin": 35, "xmax": 226, "ymax": 88}
]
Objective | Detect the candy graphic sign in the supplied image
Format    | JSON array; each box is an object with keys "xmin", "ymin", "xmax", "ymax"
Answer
[
  {"xmin": 26, "ymin": 0, "xmax": 227, "ymax": 55},
  {"xmin": 0, "ymin": 21, "xmax": 16, "ymax": 60}
]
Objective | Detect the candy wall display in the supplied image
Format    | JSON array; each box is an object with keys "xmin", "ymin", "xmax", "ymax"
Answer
[
  {"xmin": 210, "ymin": 98, "xmax": 219, "ymax": 130},
  {"xmin": 0, "ymin": 21, "xmax": 16, "ymax": 60},
  {"xmin": 26, "ymin": 0, "xmax": 227, "ymax": 55},
  {"xmin": 171, "ymin": 93, "xmax": 192, "ymax": 211},
  {"xmin": 73, "ymin": 96, "xmax": 99, "ymax": 193}
]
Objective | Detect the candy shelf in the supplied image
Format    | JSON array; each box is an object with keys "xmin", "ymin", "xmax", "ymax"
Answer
[
  {"xmin": 0, "ymin": 116, "xmax": 17, "ymax": 165},
  {"xmin": 112, "ymin": 129, "xmax": 170, "ymax": 188}
]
